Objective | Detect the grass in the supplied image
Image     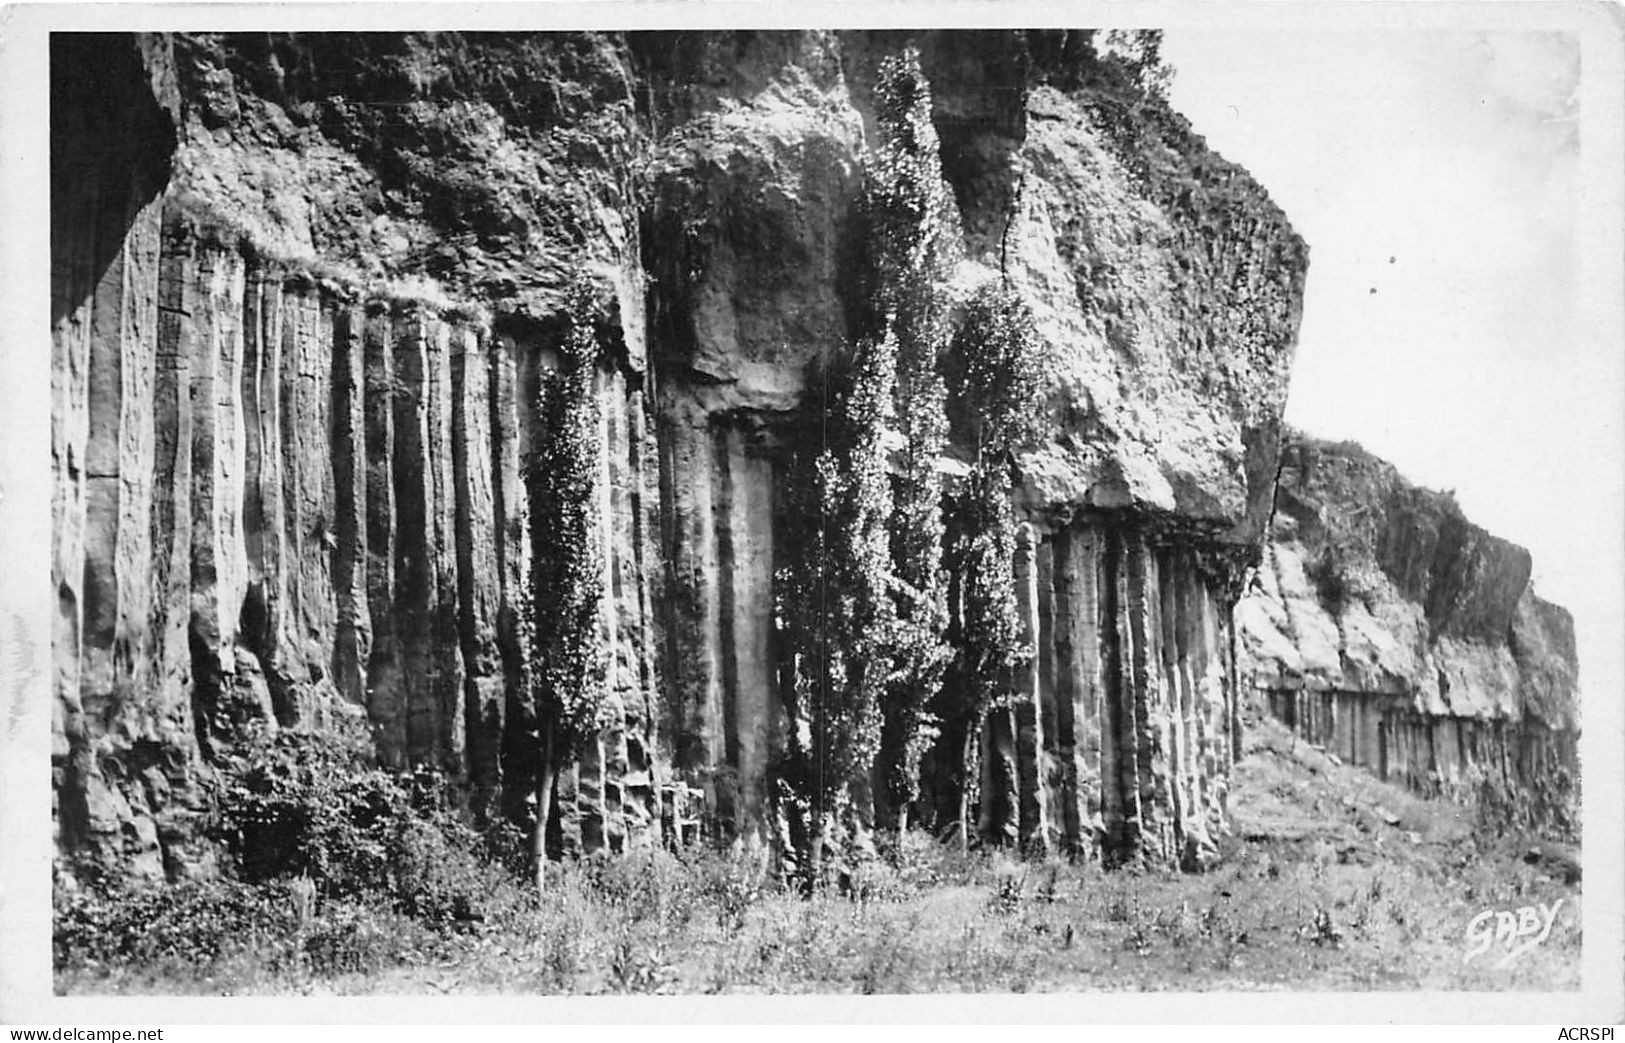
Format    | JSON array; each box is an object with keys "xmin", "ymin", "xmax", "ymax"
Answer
[{"xmin": 55, "ymin": 718, "xmax": 1582, "ymax": 995}]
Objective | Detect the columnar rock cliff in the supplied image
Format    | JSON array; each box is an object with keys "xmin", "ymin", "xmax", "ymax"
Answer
[
  {"xmin": 1236, "ymin": 433, "xmax": 1580, "ymax": 833},
  {"xmin": 51, "ymin": 30, "xmax": 1315, "ymax": 878}
]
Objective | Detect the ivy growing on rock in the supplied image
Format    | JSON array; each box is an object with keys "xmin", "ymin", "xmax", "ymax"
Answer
[
  {"xmin": 945, "ymin": 284, "xmax": 1048, "ymax": 462},
  {"xmin": 866, "ymin": 46, "xmax": 955, "ymax": 833},
  {"xmin": 524, "ymin": 281, "xmax": 610, "ymax": 888}
]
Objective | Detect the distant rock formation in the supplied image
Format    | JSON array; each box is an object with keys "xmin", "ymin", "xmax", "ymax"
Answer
[
  {"xmin": 1236, "ymin": 433, "xmax": 1580, "ymax": 834},
  {"xmin": 52, "ymin": 29, "xmax": 1318, "ymax": 878}
]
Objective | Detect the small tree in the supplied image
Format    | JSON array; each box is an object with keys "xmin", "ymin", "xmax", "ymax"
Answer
[
  {"xmin": 867, "ymin": 46, "xmax": 955, "ymax": 833},
  {"xmin": 776, "ymin": 331, "xmax": 900, "ymax": 876},
  {"xmin": 941, "ymin": 284, "xmax": 1048, "ymax": 848},
  {"xmin": 1097, "ymin": 30, "xmax": 1174, "ymax": 101},
  {"xmin": 524, "ymin": 282, "xmax": 609, "ymax": 890}
]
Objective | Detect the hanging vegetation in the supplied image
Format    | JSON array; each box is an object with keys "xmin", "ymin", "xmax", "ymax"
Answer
[{"xmin": 946, "ymin": 283, "xmax": 1048, "ymax": 464}]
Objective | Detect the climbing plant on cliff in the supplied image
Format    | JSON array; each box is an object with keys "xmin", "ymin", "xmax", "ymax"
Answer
[
  {"xmin": 524, "ymin": 282, "xmax": 609, "ymax": 888},
  {"xmin": 941, "ymin": 284, "xmax": 1048, "ymax": 846},
  {"xmin": 866, "ymin": 46, "xmax": 955, "ymax": 831},
  {"xmin": 776, "ymin": 331, "xmax": 900, "ymax": 871},
  {"xmin": 946, "ymin": 284, "xmax": 1048, "ymax": 463}
]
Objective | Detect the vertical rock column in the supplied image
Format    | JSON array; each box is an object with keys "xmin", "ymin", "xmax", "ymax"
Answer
[
  {"xmin": 625, "ymin": 387, "xmax": 665, "ymax": 846},
  {"xmin": 490, "ymin": 332, "xmax": 538, "ymax": 822},
  {"xmin": 377, "ymin": 310, "xmax": 467, "ymax": 773},
  {"xmin": 188, "ymin": 239, "xmax": 267, "ymax": 755},
  {"xmin": 362, "ymin": 305, "xmax": 403, "ymax": 764},
  {"xmin": 148, "ymin": 215, "xmax": 205, "ymax": 874},
  {"xmin": 1057, "ymin": 521, "xmax": 1239, "ymax": 868},
  {"xmin": 652, "ymin": 398, "xmax": 787, "ymax": 842},
  {"xmin": 657, "ymin": 406, "xmax": 729, "ymax": 824},
  {"xmin": 275, "ymin": 280, "xmax": 342, "ymax": 726},
  {"xmin": 71, "ymin": 188, "xmax": 166, "ymax": 874},
  {"xmin": 330, "ymin": 305, "xmax": 371, "ymax": 710},
  {"xmin": 238, "ymin": 267, "xmax": 288, "ymax": 722},
  {"xmin": 53, "ymin": 183, "xmax": 216, "ymax": 876},
  {"xmin": 1194, "ymin": 573, "xmax": 1232, "ymax": 831},
  {"xmin": 1012, "ymin": 524, "xmax": 1050, "ymax": 853},
  {"xmin": 451, "ymin": 326, "xmax": 505, "ymax": 820},
  {"xmin": 721, "ymin": 426, "xmax": 779, "ymax": 842},
  {"xmin": 51, "ymin": 149, "xmax": 97, "ymax": 858},
  {"xmin": 1159, "ymin": 549, "xmax": 1219, "ymax": 867},
  {"xmin": 390, "ymin": 313, "xmax": 437, "ymax": 765},
  {"xmin": 601, "ymin": 378, "xmax": 664, "ymax": 849},
  {"xmin": 1098, "ymin": 526, "xmax": 1138, "ymax": 860},
  {"xmin": 426, "ymin": 319, "xmax": 467, "ymax": 773},
  {"xmin": 1123, "ymin": 532, "xmax": 1175, "ymax": 865},
  {"xmin": 1158, "ymin": 552, "xmax": 1190, "ymax": 857},
  {"xmin": 1049, "ymin": 525, "xmax": 1105, "ymax": 855}
]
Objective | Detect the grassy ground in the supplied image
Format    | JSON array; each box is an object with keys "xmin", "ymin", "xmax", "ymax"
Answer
[{"xmin": 55, "ymin": 717, "xmax": 1581, "ymax": 995}]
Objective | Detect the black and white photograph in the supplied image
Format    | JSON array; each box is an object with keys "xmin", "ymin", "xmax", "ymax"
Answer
[{"xmin": 1, "ymin": 0, "xmax": 1621, "ymax": 1026}]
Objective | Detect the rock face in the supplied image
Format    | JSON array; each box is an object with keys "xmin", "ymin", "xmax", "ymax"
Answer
[
  {"xmin": 52, "ymin": 30, "xmax": 1310, "ymax": 876},
  {"xmin": 1236, "ymin": 433, "xmax": 1580, "ymax": 832}
]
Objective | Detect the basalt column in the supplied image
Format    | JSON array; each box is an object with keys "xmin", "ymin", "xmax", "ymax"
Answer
[
  {"xmin": 330, "ymin": 306, "xmax": 370, "ymax": 714},
  {"xmin": 451, "ymin": 326, "xmax": 504, "ymax": 822},
  {"xmin": 487, "ymin": 332, "xmax": 539, "ymax": 825},
  {"xmin": 655, "ymin": 399, "xmax": 784, "ymax": 844},
  {"xmin": 52, "ymin": 146, "xmax": 173, "ymax": 877},
  {"xmin": 1262, "ymin": 686, "xmax": 1578, "ymax": 807},
  {"xmin": 994, "ymin": 518, "xmax": 1237, "ymax": 866},
  {"xmin": 389, "ymin": 312, "xmax": 450, "ymax": 768},
  {"xmin": 1012, "ymin": 523, "xmax": 1051, "ymax": 854},
  {"xmin": 1045, "ymin": 524, "xmax": 1105, "ymax": 855}
]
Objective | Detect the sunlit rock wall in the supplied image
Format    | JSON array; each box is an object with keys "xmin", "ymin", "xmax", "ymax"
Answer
[{"xmin": 51, "ymin": 29, "xmax": 1309, "ymax": 875}]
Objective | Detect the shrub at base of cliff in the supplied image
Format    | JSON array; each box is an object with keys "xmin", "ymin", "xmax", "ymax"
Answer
[
  {"xmin": 213, "ymin": 721, "xmax": 523, "ymax": 926},
  {"xmin": 55, "ymin": 717, "xmax": 539, "ymax": 989}
]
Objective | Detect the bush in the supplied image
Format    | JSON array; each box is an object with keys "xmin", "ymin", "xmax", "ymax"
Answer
[
  {"xmin": 213, "ymin": 723, "xmax": 527, "ymax": 931},
  {"xmin": 1305, "ymin": 540, "xmax": 1361, "ymax": 611},
  {"xmin": 53, "ymin": 874, "xmax": 298, "ymax": 973},
  {"xmin": 56, "ymin": 721, "xmax": 536, "ymax": 988}
]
